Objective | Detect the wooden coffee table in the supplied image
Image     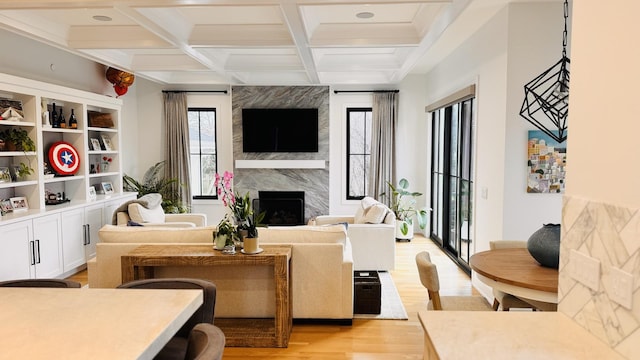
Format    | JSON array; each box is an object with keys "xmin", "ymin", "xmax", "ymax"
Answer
[{"xmin": 121, "ymin": 244, "xmax": 292, "ymax": 348}]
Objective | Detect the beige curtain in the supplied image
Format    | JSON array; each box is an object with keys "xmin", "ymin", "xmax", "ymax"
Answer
[
  {"xmin": 163, "ymin": 92, "xmax": 192, "ymax": 209},
  {"xmin": 368, "ymin": 92, "xmax": 398, "ymax": 206}
]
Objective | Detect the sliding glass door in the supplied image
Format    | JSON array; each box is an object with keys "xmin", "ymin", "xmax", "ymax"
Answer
[{"xmin": 430, "ymin": 98, "xmax": 475, "ymax": 273}]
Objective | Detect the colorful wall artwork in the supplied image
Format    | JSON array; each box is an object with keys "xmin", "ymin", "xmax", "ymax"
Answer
[{"xmin": 527, "ymin": 130, "xmax": 566, "ymax": 193}]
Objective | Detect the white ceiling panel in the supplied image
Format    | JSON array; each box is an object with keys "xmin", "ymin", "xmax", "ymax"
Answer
[{"xmin": 0, "ymin": 0, "xmax": 540, "ymax": 86}]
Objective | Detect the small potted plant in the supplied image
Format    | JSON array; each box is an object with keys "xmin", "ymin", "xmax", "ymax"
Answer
[
  {"xmin": 0, "ymin": 128, "xmax": 35, "ymax": 152},
  {"xmin": 385, "ymin": 178, "xmax": 429, "ymax": 240},
  {"xmin": 242, "ymin": 211, "xmax": 266, "ymax": 254},
  {"xmin": 213, "ymin": 214, "xmax": 236, "ymax": 250},
  {"xmin": 13, "ymin": 161, "xmax": 34, "ymax": 181}
]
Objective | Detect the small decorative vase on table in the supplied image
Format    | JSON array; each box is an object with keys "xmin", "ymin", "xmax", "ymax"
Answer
[{"xmin": 527, "ymin": 223, "xmax": 561, "ymax": 268}]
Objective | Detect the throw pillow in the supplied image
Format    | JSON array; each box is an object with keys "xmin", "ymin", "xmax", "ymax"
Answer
[
  {"xmin": 362, "ymin": 203, "xmax": 389, "ymax": 224},
  {"xmin": 128, "ymin": 203, "xmax": 165, "ymax": 223},
  {"xmin": 127, "ymin": 220, "xmax": 144, "ymax": 227}
]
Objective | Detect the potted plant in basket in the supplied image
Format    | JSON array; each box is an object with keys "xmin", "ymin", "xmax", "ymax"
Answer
[
  {"xmin": 384, "ymin": 178, "xmax": 429, "ymax": 241},
  {"xmin": 242, "ymin": 210, "xmax": 266, "ymax": 254}
]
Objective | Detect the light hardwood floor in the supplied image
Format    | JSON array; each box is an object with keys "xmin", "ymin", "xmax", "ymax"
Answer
[{"xmin": 67, "ymin": 234, "xmax": 475, "ymax": 359}]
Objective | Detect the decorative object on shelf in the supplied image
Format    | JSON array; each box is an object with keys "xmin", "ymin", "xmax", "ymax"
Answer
[
  {"xmin": 90, "ymin": 138, "xmax": 101, "ymax": 151},
  {"xmin": 9, "ymin": 196, "xmax": 28, "ymax": 212},
  {"xmin": 101, "ymin": 135, "xmax": 113, "ymax": 151},
  {"xmin": 51, "ymin": 102, "xmax": 59, "ymax": 128},
  {"xmin": 106, "ymin": 67, "xmax": 135, "ymax": 97},
  {"xmin": 0, "ymin": 167, "xmax": 11, "ymax": 183},
  {"xmin": 11, "ymin": 162, "xmax": 33, "ymax": 181},
  {"xmin": 43, "ymin": 162, "xmax": 54, "ymax": 178},
  {"xmin": 519, "ymin": 0, "xmax": 570, "ymax": 143},
  {"xmin": 88, "ymin": 111, "xmax": 114, "ymax": 128},
  {"xmin": 68, "ymin": 109, "xmax": 78, "ymax": 129},
  {"xmin": 0, "ymin": 199, "xmax": 12, "ymax": 215},
  {"xmin": 48, "ymin": 141, "xmax": 80, "ymax": 175},
  {"xmin": 527, "ymin": 130, "xmax": 567, "ymax": 193},
  {"xmin": 58, "ymin": 108, "xmax": 66, "ymax": 128},
  {"xmin": 527, "ymin": 223, "xmax": 561, "ymax": 269},
  {"xmin": 101, "ymin": 181, "xmax": 114, "ymax": 195},
  {"xmin": 44, "ymin": 190, "xmax": 70, "ymax": 205},
  {"xmin": 101, "ymin": 156, "xmax": 112, "ymax": 172},
  {"xmin": 213, "ymin": 214, "xmax": 236, "ymax": 250},
  {"xmin": 41, "ymin": 98, "xmax": 51, "ymax": 128},
  {"xmin": 0, "ymin": 98, "xmax": 23, "ymax": 121},
  {"xmin": 88, "ymin": 186, "xmax": 97, "ymax": 201},
  {"xmin": 123, "ymin": 161, "xmax": 188, "ymax": 214},
  {"xmin": 0, "ymin": 128, "xmax": 35, "ymax": 152},
  {"xmin": 1, "ymin": 107, "xmax": 23, "ymax": 122},
  {"xmin": 383, "ymin": 178, "xmax": 428, "ymax": 240}
]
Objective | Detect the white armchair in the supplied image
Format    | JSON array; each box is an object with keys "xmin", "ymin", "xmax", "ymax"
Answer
[{"xmin": 311, "ymin": 197, "xmax": 396, "ymax": 271}]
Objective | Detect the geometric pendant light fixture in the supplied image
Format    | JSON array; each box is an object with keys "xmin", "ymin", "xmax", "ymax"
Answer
[{"xmin": 519, "ymin": 0, "xmax": 570, "ymax": 143}]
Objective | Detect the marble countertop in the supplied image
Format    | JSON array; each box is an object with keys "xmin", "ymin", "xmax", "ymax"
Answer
[
  {"xmin": 418, "ymin": 311, "xmax": 624, "ymax": 359},
  {"xmin": 0, "ymin": 288, "xmax": 202, "ymax": 359}
]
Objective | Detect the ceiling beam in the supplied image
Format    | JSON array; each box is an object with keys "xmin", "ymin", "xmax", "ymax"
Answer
[{"xmin": 279, "ymin": 0, "xmax": 319, "ymax": 84}]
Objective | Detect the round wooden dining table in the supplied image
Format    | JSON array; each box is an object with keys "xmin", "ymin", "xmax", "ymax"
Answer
[{"xmin": 470, "ymin": 248, "xmax": 559, "ymax": 304}]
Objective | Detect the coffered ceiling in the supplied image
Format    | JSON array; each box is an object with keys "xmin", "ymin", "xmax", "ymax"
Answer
[{"xmin": 0, "ymin": 0, "xmax": 549, "ymax": 86}]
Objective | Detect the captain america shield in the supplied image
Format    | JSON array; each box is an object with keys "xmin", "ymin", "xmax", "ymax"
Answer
[{"xmin": 48, "ymin": 141, "xmax": 80, "ymax": 175}]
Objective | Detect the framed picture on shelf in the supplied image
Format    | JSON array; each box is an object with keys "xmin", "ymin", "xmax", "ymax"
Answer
[
  {"xmin": 0, "ymin": 167, "xmax": 11, "ymax": 183},
  {"xmin": 91, "ymin": 138, "xmax": 102, "ymax": 151},
  {"xmin": 0, "ymin": 199, "xmax": 12, "ymax": 214},
  {"xmin": 10, "ymin": 196, "xmax": 28, "ymax": 212},
  {"xmin": 101, "ymin": 181, "xmax": 114, "ymax": 195},
  {"xmin": 88, "ymin": 186, "xmax": 97, "ymax": 200},
  {"xmin": 101, "ymin": 135, "xmax": 113, "ymax": 151}
]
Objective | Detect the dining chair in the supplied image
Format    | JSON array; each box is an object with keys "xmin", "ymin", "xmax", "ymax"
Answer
[
  {"xmin": 117, "ymin": 278, "xmax": 217, "ymax": 360},
  {"xmin": 415, "ymin": 251, "xmax": 491, "ymax": 311},
  {"xmin": 489, "ymin": 240, "xmax": 538, "ymax": 311},
  {"xmin": 0, "ymin": 279, "xmax": 81, "ymax": 288},
  {"xmin": 184, "ymin": 323, "xmax": 225, "ymax": 360}
]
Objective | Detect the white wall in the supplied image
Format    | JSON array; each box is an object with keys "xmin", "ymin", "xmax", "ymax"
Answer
[
  {"xmin": 328, "ymin": 91, "xmax": 371, "ymax": 215},
  {"xmin": 424, "ymin": 6, "xmax": 510, "ymax": 261},
  {"xmin": 503, "ymin": 2, "xmax": 564, "ymax": 239},
  {"xmin": 422, "ymin": 4, "xmax": 565, "ymax": 298},
  {"xmin": 397, "ymin": 75, "xmax": 430, "ymax": 233}
]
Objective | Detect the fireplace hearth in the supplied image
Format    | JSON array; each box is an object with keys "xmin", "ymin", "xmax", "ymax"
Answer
[{"xmin": 253, "ymin": 191, "xmax": 305, "ymax": 226}]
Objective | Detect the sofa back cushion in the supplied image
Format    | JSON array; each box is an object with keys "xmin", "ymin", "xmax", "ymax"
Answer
[
  {"xmin": 98, "ymin": 224, "xmax": 215, "ymax": 244},
  {"xmin": 258, "ymin": 225, "xmax": 347, "ymax": 246},
  {"xmin": 128, "ymin": 203, "xmax": 166, "ymax": 223}
]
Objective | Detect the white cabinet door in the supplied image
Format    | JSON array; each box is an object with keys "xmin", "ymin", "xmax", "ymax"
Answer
[
  {"xmin": 84, "ymin": 204, "xmax": 103, "ymax": 259},
  {"xmin": 32, "ymin": 214, "xmax": 64, "ymax": 279},
  {"xmin": 0, "ymin": 220, "xmax": 33, "ymax": 281},
  {"xmin": 61, "ymin": 208, "xmax": 86, "ymax": 272}
]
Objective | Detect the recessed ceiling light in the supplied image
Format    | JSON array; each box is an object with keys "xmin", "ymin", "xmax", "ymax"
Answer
[
  {"xmin": 356, "ymin": 11, "xmax": 374, "ymax": 19},
  {"xmin": 92, "ymin": 15, "xmax": 112, "ymax": 22}
]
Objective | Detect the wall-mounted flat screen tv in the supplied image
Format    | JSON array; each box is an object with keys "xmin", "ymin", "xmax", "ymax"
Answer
[{"xmin": 242, "ymin": 108, "xmax": 319, "ymax": 152}]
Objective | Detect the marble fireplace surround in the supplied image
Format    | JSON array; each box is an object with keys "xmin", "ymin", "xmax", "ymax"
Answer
[{"xmin": 231, "ymin": 86, "xmax": 330, "ymax": 222}]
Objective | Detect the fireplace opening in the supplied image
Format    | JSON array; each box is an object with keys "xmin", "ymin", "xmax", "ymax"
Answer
[{"xmin": 253, "ymin": 191, "xmax": 305, "ymax": 226}]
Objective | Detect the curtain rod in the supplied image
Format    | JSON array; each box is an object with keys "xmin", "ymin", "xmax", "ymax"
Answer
[
  {"xmin": 333, "ymin": 90, "xmax": 399, "ymax": 94},
  {"xmin": 162, "ymin": 90, "xmax": 228, "ymax": 94}
]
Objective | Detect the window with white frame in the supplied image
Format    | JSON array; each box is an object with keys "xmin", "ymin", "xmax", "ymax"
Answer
[
  {"xmin": 188, "ymin": 107, "xmax": 218, "ymax": 199},
  {"xmin": 346, "ymin": 107, "xmax": 372, "ymax": 200}
]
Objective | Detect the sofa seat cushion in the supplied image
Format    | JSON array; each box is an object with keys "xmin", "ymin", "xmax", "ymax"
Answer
[{"xmin": 98, "ymin": 224, "xmax": 216, "ymax": 243}]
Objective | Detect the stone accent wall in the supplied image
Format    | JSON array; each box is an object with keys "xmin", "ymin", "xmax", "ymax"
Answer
[
  {"xmin": 231, "ymin": 86, "xmax": 330, "ymax": 221},
  {"xmin": 559, "ymin": 195, "xmax": 640, "ymax": 358}
]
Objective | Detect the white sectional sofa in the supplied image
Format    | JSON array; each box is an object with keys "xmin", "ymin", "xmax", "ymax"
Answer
[{"xmin": 87, "ymin": 224, "xmax": 353, "ymax": 321}]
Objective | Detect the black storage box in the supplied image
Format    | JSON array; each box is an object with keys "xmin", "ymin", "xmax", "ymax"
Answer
[{"xmin": 353, "ymin": 271, "xmax": 381, "ymax": 314}]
